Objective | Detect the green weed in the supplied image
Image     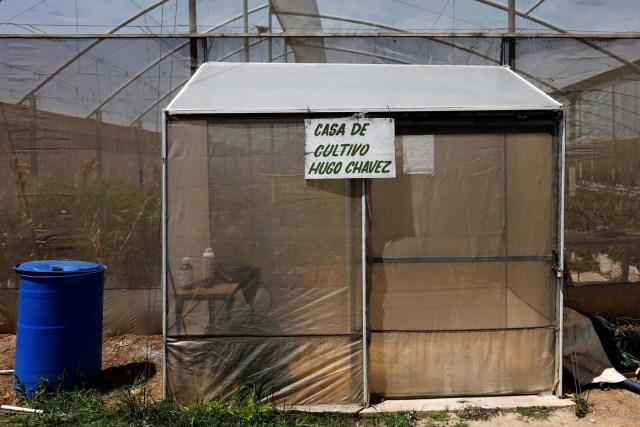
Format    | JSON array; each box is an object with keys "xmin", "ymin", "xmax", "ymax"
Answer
[
  {"xmin": 457, "ymin": 405, "xmax": 500, "ymax": 422},
  {"xmin": 427, "ymin": 409, "xmax": 449, "ymax": 422},
  {"xmin": 516, "ymin": 405, "xmax": 552, "ymax": 421},
  {"xmin": 2, "ymin": 385, "xmax": 365, "ymax": 426},
  {"xmin": 573, "ymin": 395, "xmax": 591, "ymax": 419}
]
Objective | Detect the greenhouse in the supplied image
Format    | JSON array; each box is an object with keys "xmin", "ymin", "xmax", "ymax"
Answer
[
  {"xmin": 1, "ymin": 0, "xmax": 640, "ymax": 408},
  {"xmin": 164, "ymin": 62, "xmax": 564, "ymax": 403}
]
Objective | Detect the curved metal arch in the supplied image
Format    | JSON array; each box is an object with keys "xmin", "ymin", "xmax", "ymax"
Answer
[
  {"xmin": 129, "ymin": 37, "xmax": 274, "ymax": 126},
  {"xmin": 473, "ymin": 0, "xmax": 640, "ymax": 74},
  {"xmin": 17, "ymin": 0, "xmax": 171, "ymax": 105},
  {"xmin": 575, "ymin": 107, "xmax": 640, "ymax": 136},
  {"xmin": 524, "ymin": 0, "xmax": 547, "ymax": 16},
  {"xmin": 275, "ymin": 10, "xmax": 563, "ymax": 94},
  {"xmin": 304, "ymin": 43, "xmax": 408, "ymax": 64},
  {"xmin": 86, "ymin": 4, "xmax": 269, "ymax": 119},
  {"xmin": 130, "ymin": 80, "xmax": 187, "ymax": 127},
  {"xmin": 577, "ymin": 97, "xmax": 640, "ymax": 122}
]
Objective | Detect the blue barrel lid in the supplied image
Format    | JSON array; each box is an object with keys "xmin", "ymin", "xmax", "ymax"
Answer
[{"xmin": 14, "ymin": 260, "xmax": 106, "ymax": 276}]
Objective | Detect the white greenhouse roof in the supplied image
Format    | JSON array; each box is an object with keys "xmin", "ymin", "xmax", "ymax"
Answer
[{"xmin": 166, "ymin": 63, "xmax": 562, "ymax": 115}]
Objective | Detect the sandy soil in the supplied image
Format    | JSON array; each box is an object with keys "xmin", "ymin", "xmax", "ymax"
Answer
[
  {"xmin": 454, "ymin": 388, "xmax": 640, "ymax": 426},
  {"xmin": 2, "ymin": 333, "xmax": 640, "ymax": 426}
]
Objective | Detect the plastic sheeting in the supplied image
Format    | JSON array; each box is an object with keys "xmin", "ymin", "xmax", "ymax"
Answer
[
  {"xmin": 167, "ymin": 336, "xmax": 362, "ymax": 404},
  {"xmin": 566, "ymin": 283, "xmax": 640, "ymax": 319},
  {"xmin": 0, "ymin": 28, "xmax": 638, "ymax": 353},
  {"xmin": 0, "ymin": 99, "xmax": 162, "ymax": 335},
  {"xmin": 371, "ymin": 133, "xmax": 553, "ymax": 259},
  {"xmin": 166, "ymin": 118, "xmax": 362, "ymax": 337},
  {"xmin": 563, "ymin": 309, "xmax": 626, "ymax": 387},
  {"xmin": 166, "ymin": 63, "xmax": 561, "ymax": 114},
  {"xmin": 3, "ymin": 0, "xmax": 639, "ymax": 35},
  {"xmin": 368, "ymin": 132, "xmax": 556, "ymax": 398},
  {"xmin": 370, "ymin": 328, "xmax": 555, "ymax": 398},
  {"xmin": 166, "ymin": 117, "xmax": 363, "ymax": 403},
  {"xmin": 371, "ymin": 262, "xmax": 552, "ymax": 331},
  {"xmin": 165, "ymin": 111, "xmax": 560, "ymax": 403}
]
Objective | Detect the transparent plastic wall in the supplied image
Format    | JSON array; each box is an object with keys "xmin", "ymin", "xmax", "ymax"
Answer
[
  {"xmin": 1, "ymin": 33, "xmax": 640, "ymax": 333},
  {"xmin": 0, "ymin": 37, "xmax": 196, "ymax": 334},
  {"xmin": 513, "ymin": 38, "xmax": 640, "ymax": 317},
  {"xmin": 0, "ymin": 100, "xmax": 165, "ymax": 335},
  {"xmin": 166, "ymin": 117, "xmax": 363, "ymax": 404}
]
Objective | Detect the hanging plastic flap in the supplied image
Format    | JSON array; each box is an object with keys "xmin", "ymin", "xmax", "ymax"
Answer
[
  {"xmin": 370, "ymin": 328, "xmax": 556, "ymax": 397},
  {"xmin": 166, "ymin": 336, "xmax": 363, "ymax": 405},
  {"xmin": 563, "ymin": 308, "xmax": 626, "ymax": 386}
]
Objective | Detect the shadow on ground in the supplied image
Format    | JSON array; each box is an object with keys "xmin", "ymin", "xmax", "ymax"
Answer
[{"xmin": 97, "ymin": 361, "xmax": 157, "ymax": 392}]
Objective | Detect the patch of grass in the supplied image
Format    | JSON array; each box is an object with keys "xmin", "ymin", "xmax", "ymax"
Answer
[
  {"xmin": 6, "ymin": 388, "xmax": 112, "ymax": 426},
  {"xmin": 458, "ymin": 405, "xmax": 500, "ymax": 422},
  {"xmin": 573, "ymin": 395, "xmax": 591, "ymax": 419},
  {"xmin": 306, "ymin": 412, "xmax": 359, "ymax": 427},
  {"xmin": 379, "ymin": 410, "xmax": 419, "ymax": 427},
  {"xmin": 2, "ymin": 385, "xmax": 355, "ymax": 426},
  {"xmin": 427, "ymin": 409, "xmax": 449, "ymax": 422},
  {"xmin": 516, "ymin": 406, "xmax": 552, "ymax": 421}
]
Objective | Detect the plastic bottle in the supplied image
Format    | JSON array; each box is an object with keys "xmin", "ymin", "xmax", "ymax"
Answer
[
  {"xmin": 202, "ymin": 248, "xmax": 215, "ymax": 287},
  {"xmin": 179, "ymin": 257, "xmax": 194, "ymax": 290}
]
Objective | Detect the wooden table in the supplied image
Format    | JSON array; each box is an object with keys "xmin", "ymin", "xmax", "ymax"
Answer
[{"xmin": 175, "ymin": 281, "xmax": 240, "ymax": 335}]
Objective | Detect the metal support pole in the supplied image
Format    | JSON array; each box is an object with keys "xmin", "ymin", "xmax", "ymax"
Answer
[
  {"xmin": 189, "ymin": 0, "xmax": 198, "ymax": 74},
  {"xmin": 612, "ymin": 82, "xmax": 616, "ymax": 181},
  {"xmin": 136, "ymin": 120, "xmax": 144, "ymax": 190},
  {"xmin": 95, "ymin": 111, "xmax": 103, "ymax": 178},
  {"xmin": 622, "ymin": 246, "xmax": 630, "ymax": 282},
  {"xmin": 508, "ymin": 0, "xmax": 516, "ymax": 69},
  {"xmin": 361, "ymin": 179, "xmax": 369, "ymax": 406},
  {"xmin": 161, "ymin": 112, "xmax": 168, "ymax": 399},
  {"xmin": 28, "ymin": 95, "xmax": 38, "ymax": 176},
  {"xmin": 243, "ymin": 0, "xmax": 249, "ymax": 62},
  {"xmin": 612, "ymin": 82, "xmax": 616, "ymax": 140},
  {"xmin": 557, "ymin": 114, "xmax": 566, "ymax": 398},
  {"xmin": 566, "ymin": 96, "xmax": 575, "ymax": 143},
  {"xmin": 284, "ymin": 39, "xmax": 288, "ymax": 63},
  {"xmin": 268, "ymin": 3, "xmax": 273, "ymax": 62},
  {"xmin": 201, "ymin": 38, "xmax": 208, "ymax": 63}
]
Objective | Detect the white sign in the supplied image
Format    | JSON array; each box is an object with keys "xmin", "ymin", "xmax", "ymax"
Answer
[{"xmin": 305, "ymin": 118, "xmax": 396, "ymax": 179}]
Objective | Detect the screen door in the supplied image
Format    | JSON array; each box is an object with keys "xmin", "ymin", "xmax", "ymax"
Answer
[{"xmin": 368, "ymin": 132, "xmax": 557, "ymax": 397}]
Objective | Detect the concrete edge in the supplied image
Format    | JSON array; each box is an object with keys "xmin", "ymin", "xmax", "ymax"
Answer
[
  {"xmin": 286, "ymin": 404, "xmax": 364, "ymax": 414},
  {"xmin": 360, "ymin": 395, "xmax": 575, "ymax": 414}
]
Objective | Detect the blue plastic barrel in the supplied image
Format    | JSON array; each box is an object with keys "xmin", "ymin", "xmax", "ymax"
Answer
[{"xmin": 13, "ymin": 260, "xmax": 106, "ymax": 398}]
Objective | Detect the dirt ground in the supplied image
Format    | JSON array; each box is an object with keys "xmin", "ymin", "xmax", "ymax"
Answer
[
  {"xmin": 2, "ymin": 333, "xmax": 640, "ymax": 426},
  {"xmin": 0, "ymin": 334, "xmax": 162, "ymax": 406}
]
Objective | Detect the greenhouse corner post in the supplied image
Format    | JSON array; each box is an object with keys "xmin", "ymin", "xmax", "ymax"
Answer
[
  {"xmin": 508, "ymin": 0, "xmax": 516, "ymax": 69},
  {"xmin": 161, "ymin": 111, "xmax": 168, "ymax": 399},
  {"xmin": 188, "ymin": 0, "xmax": 198, "ymax": 74},
  {"xmin": 557, "ymin": 113, "xmax": 567, "ymax": 398},
  {"xmin": 361, "ymin": 179, "xmax": 369, "ymax": 406},
  {"xmin": 243, "ymin": 0, "xmax": 249, "ymax": 62}
]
